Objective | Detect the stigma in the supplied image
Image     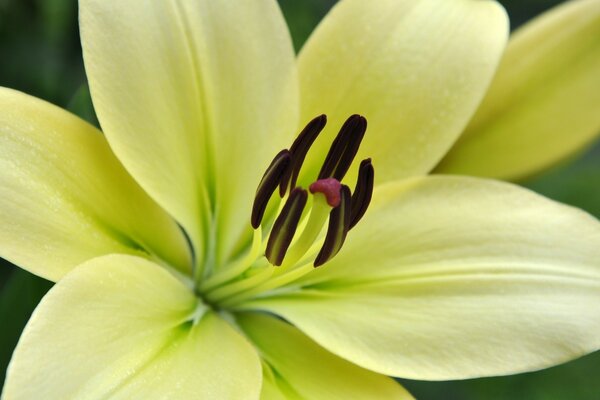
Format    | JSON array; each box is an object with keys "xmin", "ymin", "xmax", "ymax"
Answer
[{"xmin": 251, "ymin": 115, "xmax": 374, "ymax": 268}]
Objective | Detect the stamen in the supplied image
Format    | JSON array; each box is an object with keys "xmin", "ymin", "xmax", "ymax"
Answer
[
  {"xmin": 279, "ymin": 115, "xmax": 327, "ymax": 196},
  {"xmin": 265, "ymin": 188, "xmax": 308, "ymax": 266},
  {"xmin": 349, "ymin": 158, "xmax": 374, "ymax": 229},
  {"xmin": 204, "ymin": 115, "xmax": 378, "ymax": 308},
  {"xmin": 281, "ymin": 186, "xmax": 339, "ymax": 268},
  {"xmin": 318, "ymin": 115, "xmax": 367, "ymax": 181},
  {"xmin": 251, "ymin": 149, "xmax": 291, "ymax": 229},
  {"xmin": 314, "ymin": 185, "xmax": 352, "ymax": 267},
  {"xmin": 309, "ymin": 178, "xmax": 342, "ymax": 207},
  {"xmin": 199, "ymin": 226, "xmax": 263, "ymax": 292},
  {"xmin": 248, "ymin": 115, "xmax": 373, "ymax": 272}
]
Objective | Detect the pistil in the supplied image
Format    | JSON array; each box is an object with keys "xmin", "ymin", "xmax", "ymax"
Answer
[{"xmin": 279, "ymin": 188, "xmax": 336, "ymax": 268}]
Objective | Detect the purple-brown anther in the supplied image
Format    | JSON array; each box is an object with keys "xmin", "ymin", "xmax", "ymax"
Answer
[
  {"xmin": 314, "ymin": 185, "xmax": 352, "ymax": 267},
  {"xmin": 251, "ymin": 149, "xmax": 291, "ymax": 229},
  {"xmin": 265, "ymin": 188, "xmax": 308, "ymax": 266},
  {"xmin": 318, "ymin": 114, "xmax": 367, "ymax": 181},
  {"xmin": 309, "ymin": 178, "xmax": 342, "ymax": 207},
  {"xmin": 349, "ymin": 158, "xmax": 374, "ymax": 230},
  {"xmin": 251, "ymin": 114, "xmax": 374, "ymax": 268},
  {"xmin": 279, "ymin": 114, "xmax": 326, "ymax": 196}
]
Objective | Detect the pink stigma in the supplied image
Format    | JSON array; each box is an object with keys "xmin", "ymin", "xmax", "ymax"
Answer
[{"xmin": 309, "ymin": 178, "xmax": 342, "ymax": 207}]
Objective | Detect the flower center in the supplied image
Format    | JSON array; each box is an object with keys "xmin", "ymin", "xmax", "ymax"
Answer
[{"xmin": 199, "ymin": 115, "xmax": 374, "ymax": 308}]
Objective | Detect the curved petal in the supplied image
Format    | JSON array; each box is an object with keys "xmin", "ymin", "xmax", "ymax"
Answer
[
  {"xmin": 0, "ymin": 88, "xmax": 189, "ymax": 281},
  {"xmin": 238, "ymin": 313, "xmax": 413, "ymax": 399},
  {"xmin": 296, "ymin": 0, "xmax": 508, "ymax": 186},
  {"xmin": 435, "ymin": 0, "xmax": 600, "ymax": 180},
  {"xmin": 0, "ymin": 268, "xmax": 52, "ymax": 377},
  {"xmin": 239, "ymin": 176, "xmax": 600, "ymax": 380},
  {"xmin": 259, "ymin": 377, "xmax": 291, "ymax": 400},
  {"xmin": 80, "ymin": 0, "xmax": 299, "ymax": 267},
  {"xmin": 3, "ymin": 255, "xmax": 261, "ymax": 399}
]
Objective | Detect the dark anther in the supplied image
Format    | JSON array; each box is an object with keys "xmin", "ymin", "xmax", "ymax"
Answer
[
  {"xmin": 314, "ymin": 185, "xmax": 351, "ymax": 267},
  {"xmin": 250, "ymin": 114, "xmax": 374, "ymax": 269},
  {"xmin": 279, "ymin": 115, "xmax": 327, "ymax": 196},
  {"xmin": 251, "ymin": 149, "xmax": 291, "ymax": 229},
  {"xmin": 349, "ymin": 159, "xmax": 374, "ymax": 230},
  {"xmin": 317, "ymin": 115, "xmax": 367, "ymax": 181},
  {"xmin": 265, "ymin": 188, "xmax": 308, "ymax": 266}
]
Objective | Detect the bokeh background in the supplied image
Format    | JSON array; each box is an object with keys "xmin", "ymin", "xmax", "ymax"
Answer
[{"xmin": 1, "ymin": 0, "xmax": 599, "ymax": 398}]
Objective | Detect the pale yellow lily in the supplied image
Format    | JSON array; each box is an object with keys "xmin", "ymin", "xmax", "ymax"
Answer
[{"xmin": 1, "ymin": 0, "xmax": 599, "ymax": 399}]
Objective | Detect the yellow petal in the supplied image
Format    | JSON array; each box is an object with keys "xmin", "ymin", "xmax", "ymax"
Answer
[
  {"xmin": 80, "ymin": 0, "xmax": 298, "ymax": 267},
  {"xmin": 0, "ymin": 88, "xmax": 190, "ymax": 281},
  {"xmin": 238, "ymin": 313, "xmax": 413, "ymax": 400},
  {"xmin": 240, "ymin": 176, "xmax": 600, "ymax": 380},
  {"xmin": 296, "ymin": 0, "xmax": 508, "ymax": 186},
  {"xmin": 3, "ymin": 255, "xmax": 261, "ymax": 399},
  {"xmin": 259, "ymin": 373, "xmax": 292, "ymax": 400},
  {"xmin": 435, "ymin": 0, "xmax": 600, "ymax": 180}
]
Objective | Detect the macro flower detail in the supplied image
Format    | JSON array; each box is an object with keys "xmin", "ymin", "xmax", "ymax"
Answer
[
  {"xmin": 252, "ymin": 114, "xmax": 372, "ymax": 269},
  {"xmin": 199, "ymin": 115, "xmax": 374, "ymax": 311},
  {"xmin": 1, "ymin": 0, "xmax": 599, "ymax": 399}
]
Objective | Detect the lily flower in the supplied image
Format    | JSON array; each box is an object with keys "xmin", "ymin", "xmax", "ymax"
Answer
[{"xmin": 1, "ymin": 0, "xmax": 599, "ymax": 398}]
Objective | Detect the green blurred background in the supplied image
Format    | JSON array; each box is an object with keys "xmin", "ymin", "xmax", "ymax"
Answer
[{"xmin": 0, "ymin": 0, "xmax": 599, "ymax": 398}]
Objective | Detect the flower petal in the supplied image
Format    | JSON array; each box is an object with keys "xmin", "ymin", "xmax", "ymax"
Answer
[
  {"xmin": 3, "ymin": 255, "xmax": 261, "ymax": 399},
  {"xmin": 240, "ymin": 176, "xmax": 600, "ymax": 380},
  {"xmin": 296, "ymin": 0, "xmax": 508, "ymax": 186},
  {"xmin": 0, "ymin": 88, "xmax": 190, "ymax": 281},
  {"xmin": 80, "ymin": 0, "xmax": 299, "ymax": 266},
  {"xmin": 238, "ymin": 313, "xmax": 413, "ymax": 399},
  {"xmin": 435, "ymin": 0, "xmax": 600, "ymax": 180},
  {"xmin": 0, "ymin": 268, "xmax": 52, "ymax": 379}
]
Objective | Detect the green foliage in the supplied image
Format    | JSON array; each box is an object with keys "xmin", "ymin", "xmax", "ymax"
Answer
[
  {"xmin": 67, "ymin": 83, "xmax": 98, "ymax": 127},
  {"xmin": 278, "ymin": 0, "xmax": 336, "ymax": 52},
  {"xmin": 0, "ymin": 0, "xmax": 83, "ymax": 105},
  {"xmin": 0, "ymin": 269, "xmax": 52, "ymax": 388},
  {"xmin": 526, "ymin": 146, "xmax": 600, "ymax": 218}
]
